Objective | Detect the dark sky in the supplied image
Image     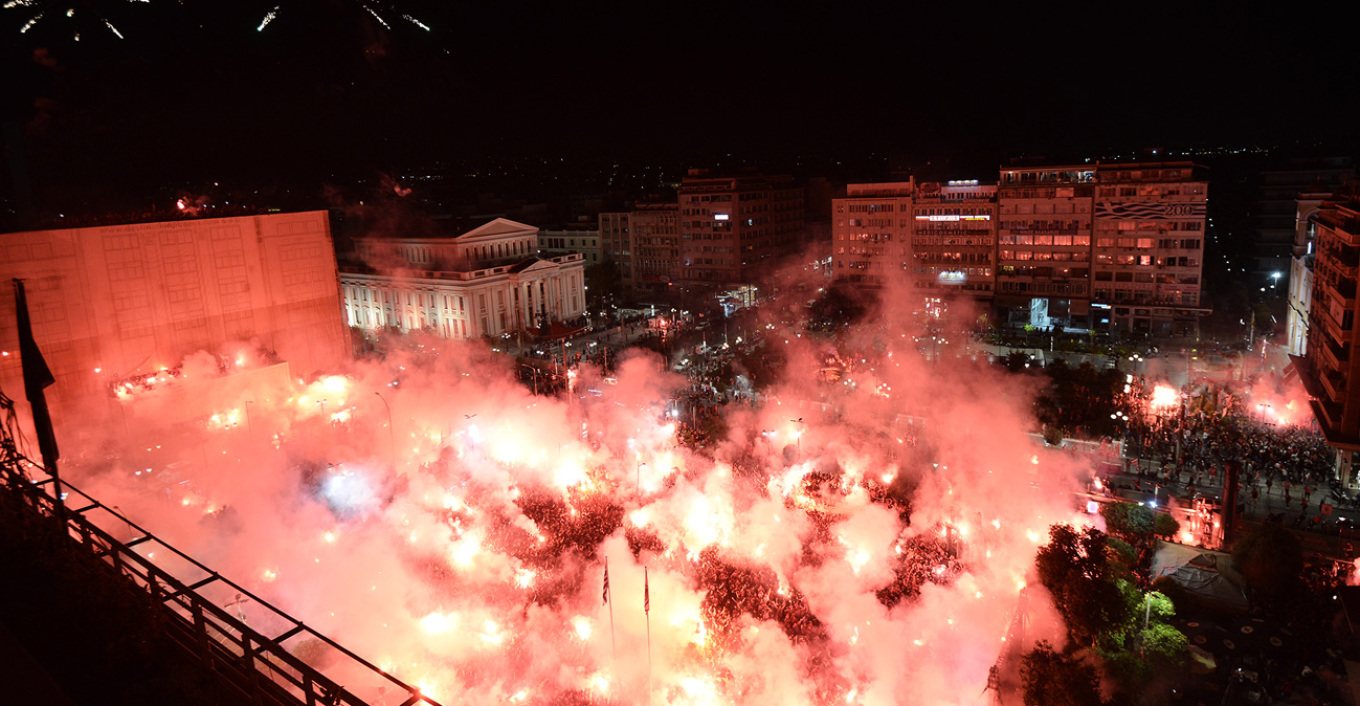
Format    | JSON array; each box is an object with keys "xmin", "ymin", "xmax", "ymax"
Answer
[{"xmin": 3, "ymin": 1, "xmax": 1358, "ymax": 204}]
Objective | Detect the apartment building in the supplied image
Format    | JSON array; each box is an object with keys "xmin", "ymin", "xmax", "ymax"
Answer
[
  {"xmin": 996, "ymin": 165, "xmax": 1095, "ymax": 328},
  {"xmin": 677, "ymin": 170, "xmax": 804, "ymax": 287},
  {"xmin": 598, "ymin": 212, "xmax": 633, "ymax": 288},
  {"xmin": 1301, "ymin": 198, "xmax": 1360, "ymax": 463},
  {"xmin": 831, "ymin": 161, "xmax": 1210, "ymax": 333},
  {"xmin": 831, "ymin": 180, "xmax": 914, "ymax": 285},
  {"xmin": 1090, "ymin": 162, "xmax": 1210, "ymax": 335},
  {"xmin": 631, "ymin": 201, "xmax": 680, "ymax": 293},
  {"xmin": 911, "ymin": 180, "xmax": 997, "ymax": 303}
]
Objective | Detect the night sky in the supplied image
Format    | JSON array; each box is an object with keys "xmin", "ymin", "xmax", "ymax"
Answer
[{"xmin": 2, "ymin": 2, "xmax": 1358, "ymax": 209}]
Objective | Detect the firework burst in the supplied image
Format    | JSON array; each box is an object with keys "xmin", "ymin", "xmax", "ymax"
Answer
[
  {"xmin": 4, "ymin": 0, "xmax": 147, "ymax": 41},
  {"xmin": 254, "ymin": 0, "xmax": 431, "ymax": 33}
]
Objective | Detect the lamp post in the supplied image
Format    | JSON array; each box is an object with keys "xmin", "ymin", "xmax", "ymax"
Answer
[{"xmin": 1338, "ymin": 517, "xmax": 1349, "ymax": 563}]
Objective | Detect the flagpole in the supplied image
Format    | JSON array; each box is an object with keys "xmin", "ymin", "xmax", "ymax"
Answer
[
  {"xmin": 606, "ymin": 557, "xmax": 616, "ymax": 663},
  {"xmin": 645, "ymin": 566, "xmax": 652, "ymax": 705},
  {"xmin": 13, "ymin": 279, "xmax": 62, "ymax": 520}
]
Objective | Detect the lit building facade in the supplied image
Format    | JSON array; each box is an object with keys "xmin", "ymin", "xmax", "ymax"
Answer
[
  {"xmin": 339, "ymin": 218, "xmax": 586, "ymax": 340},
  {"xmin": 1090, "ymin": 162, "xmax": 1209, "ymax": 335},
  {"xmin": 538, "ymin": 224, "xmax": 603, "ymax": 265},
  {"xmin": 910, "ymin": 181, "xmax": 997, "ymax": 302},
  {"xmin": 632, "ymin": 201, "xmax": 680, "ymax": 292},
  {"xmin": 832, "ymin": 161, "xmax": 1209, "ymax": 333},
  {"xmin": 831, "ymin": 180, "xmax": 914, "ymax": 285},
  {"xmin": 1285, "ymin": 193, "xmax": 1331, "ymax": 357},
  {"xmin": 0, "ymin": 210, "xmax": 348, "ymax": 410},
  {"xmin": 830, "ymin": 179, "xmax": 995, "ymax": 310},
  {"xmin": 996, "ymin": 165, "xmax": 1095, "ymax": 328},
  {"xmin": 1301, "ymin": 199, "xmax": 1360, "ymax": 465},
  {"xmin": 598, "ymin": 212, "xmax": 633, "ymax": 288},
  {"xmin": 677, "ymin": 171, "xmax": 804, "ymax": 287}
]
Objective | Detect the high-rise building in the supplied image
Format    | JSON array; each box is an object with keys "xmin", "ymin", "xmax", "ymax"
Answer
[
  {"xmin": 598, "ymin": 212, "xmax": 633, "ymax": 288},
  {"xmin": 1300, "ymin": 196, "xmax": 1360, "ymax": 476},
  {"xmin": 1252, "ymin": 158, "xmax": 1354, "ymax": 277},
  {"xmin": 1090, "ymin": 162, "xmax": 1210, "ymax": 335},
  {"xmin": 677, "ymin": 170, "xmax": 804, "ymax": 288},
  {"xmin": 831, "ymin": 180, "xmax": 914, "ymax": 286},
  {"xmin": 910, "ymin": 180, "xmax": 997, "ymax": 304},
  {"xmin": 538, "ymin": 223, "xmax": 603, "ymax": 266},
  {"xmin": 1294, "ymin": 193, "xmax": 1360, "ymax": 481},
  {"xmin": 631, "ymin": 201, "xmax": 680, "ymax": 293},
  {"xmin": 995, "ymin": 164, "xmax": 1096, "ymax": 329}
]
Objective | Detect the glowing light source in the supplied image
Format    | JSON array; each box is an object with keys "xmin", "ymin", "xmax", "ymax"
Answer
[
  {"xmin": 1150, "ymin": 385, "xmax": 1179, "ymax": 410},
  {"xmin": 420, "ymin": 611, "xmax": 456, "ymax": 635}
]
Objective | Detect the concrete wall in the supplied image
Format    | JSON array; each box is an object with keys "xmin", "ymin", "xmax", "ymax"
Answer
[{"xmin": 0, "ymin": 211, "xmax": 347, "ymax": 414}]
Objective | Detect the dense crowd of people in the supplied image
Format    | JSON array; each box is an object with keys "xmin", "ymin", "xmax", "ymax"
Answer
[{"xmin": 1124, "ymin": 386, "xmax": 1339, "ymax": 514}]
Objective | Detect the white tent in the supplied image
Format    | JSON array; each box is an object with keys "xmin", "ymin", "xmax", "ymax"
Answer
[{"xmin": 1152, "ymin": 541, "xmax": 1250, "ymax": 612}]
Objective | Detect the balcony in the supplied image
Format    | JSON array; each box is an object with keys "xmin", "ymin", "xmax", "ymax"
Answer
[
  {"xmin": 1313, "ymin": 398, "xmax": 1344, "ymax": 434},
  {"xmin": 1321, "ymin": 368, "xmax": 1348, "ymax": 402},
  {"xmin": 1323, "ymin": 278, "xmax": 1358, "ymax": 309},
  {"xmin": 1318, "ymin": 310, "xmax": 1351, "ymax": 346},
  {"xmin": 1325, "ymin": 226, "xmax": 1360, "ymax": 249},
  {"xmin": 1334, "ymin": 257, "xmax": 1360, "ymax": 281},
  {"xmin": 1317, "ymin": 337, "xmax": 1350, "ymax": 371}
]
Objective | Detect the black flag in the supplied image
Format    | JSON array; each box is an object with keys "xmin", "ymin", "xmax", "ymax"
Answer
[
  {"xmin": 644, "ymin": 567, "xmax": 650, "ymax": 615},
  {"xmin": 602, "ymin": 561, "xmax": 609, "ymax": 606},
  {"xmin": 14, "ymin": 279, "xmax": 54, "ymax": 394},
  {"xmin": 13, "ymin": 279, "xmax": 59, "ymax": 469}
]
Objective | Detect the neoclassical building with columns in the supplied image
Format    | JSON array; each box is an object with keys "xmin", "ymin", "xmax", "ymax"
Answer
[{"xmin": 339, "ymin": 218, "xmax": 586, "ymax": 341}]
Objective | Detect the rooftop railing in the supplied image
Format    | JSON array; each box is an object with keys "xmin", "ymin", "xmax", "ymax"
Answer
[{"xmin": 0, "ymin": 446, "xmax": 439, "ymax": 706}]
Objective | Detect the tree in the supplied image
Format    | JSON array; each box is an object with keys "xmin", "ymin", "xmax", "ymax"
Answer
[
  {"xmin": 1099, "ymin": 502, "xmax": 1155, "ymax": 543},
  {"xmin": 1100, "ymin": 587, "xmax": 1187, "ymax": 696},
  {"xmin": 1104, "ymin": 537, "xmax": 1138, "ymax": 577},
  {"xmin": 1140, "ymin": 621, "xmax": 1188, "ymax": 661},
  {"xmin": 1035, "ymin": 524, "xmax": 1133, "ymax": 646},
  {"xmin": 1020, "ymin": 641, "xmax": 1103, "ymax": 706},
  {"xmin": 1153, "ymin": 512, "xmax": 1180, "ymax": 540},
  {"xmin": 1232, "ymin": 522, "xmax": 1303, "ymax": 608},
  {"xmin": 1042, "ymin": 424, "xmax": 1066, "ymax": 446},
  {"xmin": 1003, "ymin": 351, "xmax": 1032, "ymax": 373}
]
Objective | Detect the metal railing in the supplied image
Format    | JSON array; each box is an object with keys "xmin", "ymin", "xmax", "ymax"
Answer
[{"xmin": 0, "ymin": 448, "xmax": 440, "ymax": 706}]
